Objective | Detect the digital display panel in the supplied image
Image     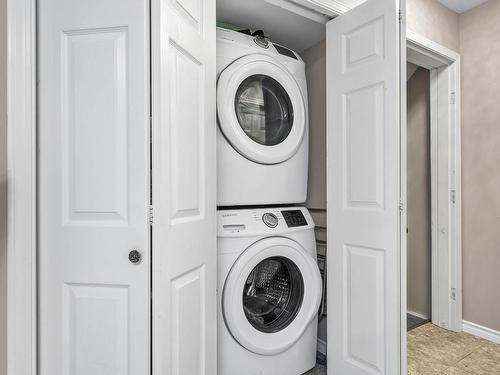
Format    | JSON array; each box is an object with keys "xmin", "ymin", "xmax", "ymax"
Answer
[{"xmin": 281, "ymin": 210, "xmax": 307, "ymax": 227}]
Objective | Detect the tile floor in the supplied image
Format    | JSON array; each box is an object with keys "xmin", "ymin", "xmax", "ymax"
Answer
[
  {"xmin": 408, "ymin": 313, "xmax": 430, "ymax": 331},
  {"xmin": 304, "ymin": 323, "xmax": 500, "ymax": 375},
  {"xmin": 408, "ymin": 323, "xmax": 500, "ymax": 374}
]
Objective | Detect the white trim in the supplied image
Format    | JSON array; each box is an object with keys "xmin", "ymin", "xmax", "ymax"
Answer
[
  {"xmin": 406, "ymin": 32, "xmax": 462, "ymax": 333},
  {"xmin": 316, "ymin": 338, "xmax": 327, "ymax": 356},
  {"xmin": 288, "ymin": 0, "xmax": 349, "ymax": 16},
  {"xmin": 463, "ymin": 321, "xmax": 500, "ymax": 345},
  {"xmin": 407, "ymin": 30, "xmax": 460, "ymax": 67},
  {"xmin": 430, "ymin": 61, "xmax": 463, "ymax": 332},
  {"xmin": 399, "ymin": 6, "xmax": 407, "ymax": 375},
  {"xmin": 265, "ymin": 0, "xmax": 332, "ymax": 23},
  {"xmin": 453, "ymin": 57, "xmax": 463, "ymax": 331},
  {"xmin": 6, "ymin": 0, "xmax": 37, "ymax": 374},
  {"xmin": 407, "ymin": 310, "xmax": 430, "ymax": 321}
]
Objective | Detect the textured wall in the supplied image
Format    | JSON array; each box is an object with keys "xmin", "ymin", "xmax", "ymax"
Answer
[
  {"xmin": 406, "ymin": 68, "xmax": 432, "ymax": 318},
  {"xmin": 460, "ymin": 0, "xmax": 500, "ymax": 332},
  {"xmin": 303, "ymin": 39, "xmax": 327, "ymax": 211},
  {"xmin": 302, "ymin": 39, "xmax": 328, "ymax": 346},
  {"xmin": 407, "ymin": 0, "xmax": 460, "ymax": 52},
  {"xmin": 0, "ymin": 0, "xmax": 7, "ymax": 372}
]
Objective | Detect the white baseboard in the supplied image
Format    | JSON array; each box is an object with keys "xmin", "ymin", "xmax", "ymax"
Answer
[
  {"xmin": 463, "ymin": 320, "xmax": 500, "ymax": 344},
  {"xmin": 317, "ymin": 338, "xmax": 327, "ymax": 355},
  {"xmin": 407, "ymin": 309, "xmax": 430, "ymax": 320}
]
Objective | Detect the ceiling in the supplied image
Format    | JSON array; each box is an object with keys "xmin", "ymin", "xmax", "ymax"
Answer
[
  {"xmin": 217, "ymin": 0, "xmax": 327, "ymax": 52},
  {"xmin": 438, "ymin": 0, "xmax": 489, "ymax": 13}
]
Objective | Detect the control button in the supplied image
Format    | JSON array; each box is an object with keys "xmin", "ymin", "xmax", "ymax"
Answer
[{"xmin": 262, "ymin": 213, "xmax": 278, "ymax": 228}]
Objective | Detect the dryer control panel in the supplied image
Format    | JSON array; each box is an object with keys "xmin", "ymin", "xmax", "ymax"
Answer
[{"xmin": 218, "ymin": 207, "xmax": 314, "ymax": 237}]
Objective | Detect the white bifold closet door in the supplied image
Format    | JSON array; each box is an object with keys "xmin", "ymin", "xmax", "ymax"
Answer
[
  {"xmin": 38, "ymin": 0, "xmax": 151, "ymax": 374},
  {"xmin": 150, "ymin": 0, "xmax": 217, "ymax": 374},
  {"xmin": 326, "ymin": 0, "xmax": 405, "ymax": 374}
]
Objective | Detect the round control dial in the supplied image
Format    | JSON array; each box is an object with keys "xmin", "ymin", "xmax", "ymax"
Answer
[{"xmin": 262, "ymin": 213, "xmax": 279, "ymax": 228}]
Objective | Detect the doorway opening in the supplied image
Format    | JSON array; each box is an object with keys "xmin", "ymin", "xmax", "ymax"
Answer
[
  {"xmin": 402, "ymin": 30, "xmax": 463, "ymax": 374},
  {"xmin": 406, "ymin": 64, "xmax": 432, "ymax": 332}
]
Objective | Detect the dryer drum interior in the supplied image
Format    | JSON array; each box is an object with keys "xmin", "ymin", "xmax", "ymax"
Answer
[
  {"xmin": 235, "ymin": 74, "xmax": 294, "ymax": 146},
  {"xmin": 243, "ymin": 256, "xmax": 304, "ymax": 333}
]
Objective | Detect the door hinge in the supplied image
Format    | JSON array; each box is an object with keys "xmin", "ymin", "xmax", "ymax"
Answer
[
  {"xmin": 451, "ymin": 287, "xmax": 456, "ymax": 301},
  {"xmin": 398, "ymin": 9, "xmax": 403, "ymax": 23},
  {"xmin": 450, "ymin": 92, "xmax": 456, "ymax": 105},
  {"xmin": 399, "ymin": 199, "xmax": 405, "ymax": 212},
  {"xmin": 450, "ymin": 189, "xmax": 456, "ymax": 204},
  {"xmin": 149, "ymin": 205, "xmax": 154, "ymax": 225}
]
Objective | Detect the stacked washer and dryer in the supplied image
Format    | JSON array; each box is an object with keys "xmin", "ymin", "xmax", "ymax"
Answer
[{"xmin": 217, "ymin": 27, "xmax": 323, "ymax": 375}]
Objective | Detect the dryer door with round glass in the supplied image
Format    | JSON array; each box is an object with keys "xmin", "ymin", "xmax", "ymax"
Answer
[
  {"xmin": 217, "ymin": 54, "xmax": 306, "ymax": 165},
  {"xmin": 222, "ymin": 237, "xmax": 322, "ymax": 355}
]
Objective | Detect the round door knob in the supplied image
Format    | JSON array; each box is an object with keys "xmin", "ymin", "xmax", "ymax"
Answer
[
  {"xmin": 262, "ymin": 213, "xmax": 278, "ymax": 228},
  {"xmin": 128, "ymin": 250, "xmax": 142, "ymax": 264}
]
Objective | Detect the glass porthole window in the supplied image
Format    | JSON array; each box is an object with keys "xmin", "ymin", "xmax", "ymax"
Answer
[
  {"xmin": 242, "ymin": 256, "xmax": 304, "ymax": 333},
  {"xmin": 235, "ymin": 75, "xmax": 294, "ymax": 146}
]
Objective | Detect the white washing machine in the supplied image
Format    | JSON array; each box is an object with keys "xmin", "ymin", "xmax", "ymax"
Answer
[
  {"xmin": 218, "ymin": 207, "xmax": 322, "ymax": 375},
  {"xmin": 217, "ymin": 28, "xmax": 309, "ymax": 206}
]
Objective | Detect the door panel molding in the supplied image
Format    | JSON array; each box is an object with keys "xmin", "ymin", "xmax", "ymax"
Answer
[
  {"xmin": 151, "ymin": 0, "xmax": 217, "ymax": 374},
  {"xmin": 37, "ymin": 1, "xmax": 151, "ymax": 373},
  {"xmin": 326, "ymin": 0, "xmax": 403, "ymax": 374}
]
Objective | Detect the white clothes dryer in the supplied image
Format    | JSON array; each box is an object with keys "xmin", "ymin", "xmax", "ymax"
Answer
[
  {"xmin": 217, "ymin": 28, "xmax": 309, "ymax": 206},
  {"xmin": 218, "ymin": 207, "xmax": 322, "ymax": 375}
]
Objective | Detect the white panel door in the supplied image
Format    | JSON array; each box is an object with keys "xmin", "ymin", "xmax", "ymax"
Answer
[
  {"xmin": 151, "ymin": 0, "xmax": 217, "ymax": 374},
  {"xmin": 326, "ymin": 0, "xmax": 404, "ymax": 374},
  {"xmin": 38, "ymin": 1, "xmax": 150, "ymax": 374}
]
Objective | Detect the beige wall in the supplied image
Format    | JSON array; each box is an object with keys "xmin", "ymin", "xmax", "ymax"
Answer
[
  {"xmin": 0, "ymin": 0, "xmax": 7, "ymax": 372},
  {"xmin": 460, "ymin": 0, "xmax": 500, "ymax": 332},
  {"xmin": 406, "ymin": 68, "xmax": 432, "ymax": 317},
  {"xmin": 407, "ymin": 0, "xmax": 460, "ymax": 52}
]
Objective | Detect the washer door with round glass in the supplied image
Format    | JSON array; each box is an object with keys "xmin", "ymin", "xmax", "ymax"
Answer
[
  {"xmin": 217, "ymin": 54, "xmax": 306, "ymax": 165},
  {"xmin": 222, "ymin": 237, "xmax": 322, "ymax": 355}
]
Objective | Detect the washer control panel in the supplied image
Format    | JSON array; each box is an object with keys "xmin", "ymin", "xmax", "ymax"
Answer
[
  {"xmin": 262, "ymin": 212, "xmax": 279, "ymax": 228},
  {"xmin": 218, "ymin": 207, "xmax": 314, "ymax": 236}
]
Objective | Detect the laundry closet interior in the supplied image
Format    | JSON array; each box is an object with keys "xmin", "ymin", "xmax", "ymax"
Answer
[{"xmin": 215, "ymin": 0, "xmax": 329, "ymax": 374}]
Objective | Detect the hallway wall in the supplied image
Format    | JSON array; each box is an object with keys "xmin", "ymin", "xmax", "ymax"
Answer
[
  {"xmin": 460, "ymin": 0, "xmax": 500, "ymax": 332},
  {"xmin": 407, "ymin": 0, "xmax": 460, "ymax": 52},
  {"xmin": 407, "ymin": 68, "xmax": 432, "ymax": 318}
]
